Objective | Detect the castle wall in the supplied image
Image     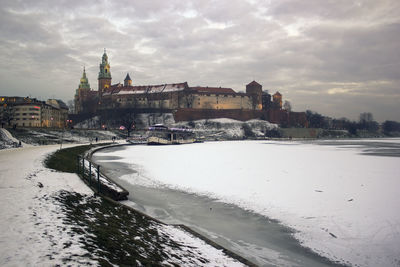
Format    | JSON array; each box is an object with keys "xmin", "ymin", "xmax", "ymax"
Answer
[
  {"xmin": 101, "ymin": 92, "xmax": 180, "ymax": 110},
  {"xmin": 174, "ymin": 108, "xmax": 308, "ymax": 127},
  {"xmin": 100, "ymin": 91, "xmax": 259, "ymax": 111},
  {"xmin": 174, "ymin": 108, "xmax": 261, "ymax": 122},
  {"xmin": 177, "ymin": 93, "xmax": 255, "ymax": 110}
]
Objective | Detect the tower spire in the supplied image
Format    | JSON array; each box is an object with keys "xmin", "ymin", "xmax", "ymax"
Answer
[
  {"xmin": 98, "ymin": 49, "xmax": 112, "ymax": 96},
  {"xmin": 124, "ymin": 73, "xmax": 132, "ymax": 86},
  {"xmin": 79, "ymin": 66, "xmax": 90, "ymax": 89}
]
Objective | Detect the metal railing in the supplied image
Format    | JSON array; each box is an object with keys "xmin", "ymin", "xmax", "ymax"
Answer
[
  {"xmin": 77, "ymin": 155, "xmax": 101, "ymax": 193},
  {"xmin": 76, "ymin": 155, "xmax": 129, "ymax": 200}
]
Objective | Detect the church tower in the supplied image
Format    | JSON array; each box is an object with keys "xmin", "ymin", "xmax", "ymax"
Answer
[
  {"xmin": 75, "ymin": 67, "xmax": 91, "ymax": 113},
  {"xmin": 124, "ymin": 73, "xmax": 132, "ymax": 87},
  {"xmin": 79, "ymin": 67, "xmax": 91, "ymax": 91},
  {"xmin": 98, "ymin": 49, "xmax": 112, "ymax": 97}
]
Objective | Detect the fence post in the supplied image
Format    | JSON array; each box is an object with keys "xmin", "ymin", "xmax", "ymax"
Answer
[
  {"xmin": 82, "ymin": 157, "xmax": 85, "ymax": 178},
  {"xmin": 77, "ymin": 156, "xmax": 80, "ymax": 173},
  {"xmin": 97, "ymin": 165, "xmax": 100, "ymax": 193},
  {"xmin": 89, "ymin": 161, "xmax": 92, "ymax": 184}
]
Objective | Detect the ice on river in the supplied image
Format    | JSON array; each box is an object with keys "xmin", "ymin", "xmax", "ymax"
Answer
[{"xmin": 96, "ymin": 139, "xmax": 400, "ymax": 267}]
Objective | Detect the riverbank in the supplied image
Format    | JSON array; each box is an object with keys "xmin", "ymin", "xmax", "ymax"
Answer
[{"xmin": 0, "ymin": 144, "xmax": 250, "ymax": 266}]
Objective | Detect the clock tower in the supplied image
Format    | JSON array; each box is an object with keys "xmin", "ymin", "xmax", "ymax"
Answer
[{"xmin": 98, "ymin": 48, "xmax": 112, "ymax": 97}]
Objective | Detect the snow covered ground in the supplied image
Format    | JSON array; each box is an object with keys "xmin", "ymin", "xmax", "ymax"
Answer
[
  {"xmin": 0, "ymin": 144, "xmax": 95, "ymax": 266},
  {"xmin": 0, "ymin": 144, "xmax": 247, "ymax": 266},
  {"xmin": 97, "ymin": 139, "xmax": 400, "ymax": 266}
]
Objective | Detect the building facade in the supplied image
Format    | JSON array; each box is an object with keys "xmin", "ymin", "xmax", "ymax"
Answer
[
  {"xmin": 72, "ymin": 50, "xmax": 308, "ymax": 126},
  {"xmin": 0, "ymin": 97, "xmax": 68, "ymax": 128}
]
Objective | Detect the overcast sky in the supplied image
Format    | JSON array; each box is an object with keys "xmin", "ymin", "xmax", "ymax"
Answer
[{"xmin": 1, "ymin": 0, "xmax": 399, "ymax": 121}]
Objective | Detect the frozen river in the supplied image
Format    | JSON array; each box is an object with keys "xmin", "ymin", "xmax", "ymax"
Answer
[{"xmin": 92, "ymin": 139, "xmax": 400, "ymax": 266}]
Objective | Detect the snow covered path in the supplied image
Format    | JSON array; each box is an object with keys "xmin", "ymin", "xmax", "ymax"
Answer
[{"xmin": 0, "ymin": 144, "xmax": 94, "ymax": 266}]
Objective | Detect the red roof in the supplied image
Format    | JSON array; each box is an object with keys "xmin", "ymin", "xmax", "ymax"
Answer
[
  {"xmin": 247, "ymin": 80, "xmax": 261, "ymax": 86},
  {"xmin": 273, "ymin": 91, "xmax": 282, "ymax": 96},
  {"xmin": 190, "ymin": 86, "xmax": 235, "ymax": 94}
]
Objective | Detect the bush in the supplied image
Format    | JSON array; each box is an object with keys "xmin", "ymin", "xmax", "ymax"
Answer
[{"xmin": 242, "ymin": 123, "xmax": 255, "ymax": 139}]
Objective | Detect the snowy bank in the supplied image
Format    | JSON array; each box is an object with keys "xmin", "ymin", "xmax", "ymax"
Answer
[{"xmin": 0, "ymin": 145, "xmax": 94, "ymax": 265}]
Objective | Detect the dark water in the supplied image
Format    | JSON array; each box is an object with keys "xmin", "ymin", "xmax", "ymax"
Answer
[
  {"xmin": 91, "ymin": 143, "xmax": 358, "ymax": 267},
  {"xmin": 309, "ymin": 139, "xmax": 400, "ymax": 157}
]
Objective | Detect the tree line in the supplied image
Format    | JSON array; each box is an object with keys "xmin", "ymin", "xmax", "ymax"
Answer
[{"xmin": 305, "ymin": 111, "xmax": 400, "ymax": 136}]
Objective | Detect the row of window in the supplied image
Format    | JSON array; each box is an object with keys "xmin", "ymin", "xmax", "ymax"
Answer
[
  {"xmin": 117, "ymin": 98, "xmax": 171, "ymax": 102},
  {"xmin": 14, "ymin": 118, "xmax": 39, "ymax": 121},
  {"xmin": 204, "ymin": 94, "xmax": 244, "ymax": 98},
  {"xmin": 13, "ymin": 112, "xmax": 39, "ymax": 116}
]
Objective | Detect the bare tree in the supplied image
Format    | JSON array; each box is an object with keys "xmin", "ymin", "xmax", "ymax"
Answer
[
  {"xmin": 359, "ymin": 112, "xmax": 373, "ymax": 123},
  {"xmin": 283, "ymin": 100, "xmax": 292, "ymax": 112},
  {"xmin": 67, "ymin": 100, "xmax": 75, "ymax": 113}
]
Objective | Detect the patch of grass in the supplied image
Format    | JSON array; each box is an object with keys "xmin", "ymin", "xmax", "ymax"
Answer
[
  {"xmin": 44, "ymin": 143, "xmax": 110, "ymax": 173},
  {"xmin": 54, "ymin": 191, "xmax": 194, "ymax": 266},
  {"xmin": 45, "ymin": 145, "xmax": 93, "ymax": 173}
]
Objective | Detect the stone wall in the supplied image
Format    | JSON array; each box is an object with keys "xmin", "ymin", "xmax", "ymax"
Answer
[
  {"xmin": 174, "ymin": 108, "xmax": 262, "ymax": 122},
  {"xmin": 174, "ymin": 108, "xmax": 308, "ymax": 127},
  {"xmin": 189, "ymin": 94, "xmax": 254, "ymax": 110}
]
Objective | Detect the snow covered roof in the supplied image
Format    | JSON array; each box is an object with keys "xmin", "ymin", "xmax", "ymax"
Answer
[
  {"xmin": 103, "ymin": 82, "xmax": 189, "ymax": 96},
  {"xmin": 190, "ymin": 86, "xmax": 236, "ymax": 94}
]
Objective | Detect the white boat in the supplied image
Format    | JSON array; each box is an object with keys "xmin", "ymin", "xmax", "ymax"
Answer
[{"xmin": 147, "ymin": 124, "xmax": 196, "ymax": 145}]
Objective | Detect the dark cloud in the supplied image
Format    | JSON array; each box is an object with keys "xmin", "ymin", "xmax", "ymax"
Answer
[{"xmin": 0, "ymin": 0, "xmax": 399, "ymax": 121}]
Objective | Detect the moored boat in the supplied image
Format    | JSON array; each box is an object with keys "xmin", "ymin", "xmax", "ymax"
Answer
[{"xmin": 147, "ymin": 124, "xmax": 196, "ymax": 145}]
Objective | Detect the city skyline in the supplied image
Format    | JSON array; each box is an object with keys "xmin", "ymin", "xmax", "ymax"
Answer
[{"xmin": 0, "ymin": 0, "xmax": 399, "ymax": 122}]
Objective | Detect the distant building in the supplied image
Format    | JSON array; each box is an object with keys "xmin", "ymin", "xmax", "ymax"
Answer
[
  {"xmin": 43, "ymin": 99, "xmax": 69, "ymax": 128},
  {"xmin": 272, "ymin": 92, "xmax": 282, "ymax": 109},
  {"xmin": 262, "ymin": 91, "xmax": 272, "ymax": 110},
  {"xmin": 74, "ymin": 50, "xmax": 275, "ymax": 114},
  {"xmin": 0, "ymin": 96, "xmax": 68, "ymax": 128},
  {"xmin": 73, "ymin": 50, "xmax": 307, "ymax": 127},
  {"xmin": 11, "ymin": 102, "xmax": 42, "ymax": 127}
]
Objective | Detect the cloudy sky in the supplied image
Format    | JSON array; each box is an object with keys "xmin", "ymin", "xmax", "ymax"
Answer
[{"xmin": 1, "ymin": 0, "xmax": 399, "ymax": 121}]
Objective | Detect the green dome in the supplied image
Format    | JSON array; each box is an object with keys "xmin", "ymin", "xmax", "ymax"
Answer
[{"xmin": 78, "ymin": 67, "xmax": 91, "ymax": 89}]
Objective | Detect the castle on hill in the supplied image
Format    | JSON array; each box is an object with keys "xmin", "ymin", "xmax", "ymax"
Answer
[{"xmin": 74, "ymin": 50, "xmax": 306, "ymax": 126}]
